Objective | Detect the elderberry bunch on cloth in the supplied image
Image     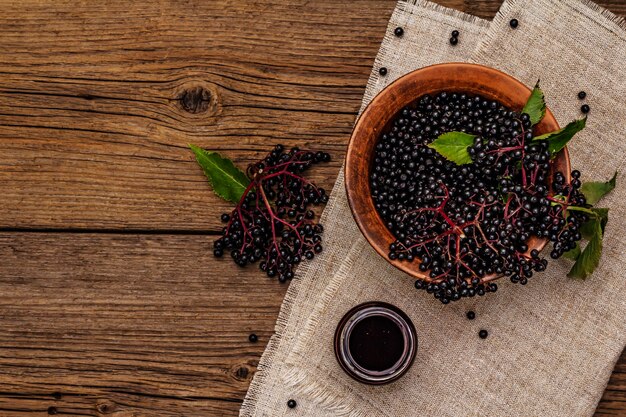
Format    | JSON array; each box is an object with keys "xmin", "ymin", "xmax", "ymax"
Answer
[
  {"xmin": 370, "ymin": 85, "xmax": 615, "ymax": 304},
  {"xmin": 209, "ymin": 145, "xmax": 330, "ymax": 283}
]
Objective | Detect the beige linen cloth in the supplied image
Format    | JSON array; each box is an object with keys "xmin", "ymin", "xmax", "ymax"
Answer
[{"xmin": 241, "ymin": 1, "xmax": 626, "ymax": 416}]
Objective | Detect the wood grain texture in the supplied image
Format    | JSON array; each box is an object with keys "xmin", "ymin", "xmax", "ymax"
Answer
[
  {"xmin": 0, "ymin": 0, "xmax": 384, "ymax": 231},
  {"xmin": 0, "ymin": 232, "xmax": 283, "ymax": 416},
  {"xmin": 0, "ymin": 0, "xmax": 624, "ymax": 416}
]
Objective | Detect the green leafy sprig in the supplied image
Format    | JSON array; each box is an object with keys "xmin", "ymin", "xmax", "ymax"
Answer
[
  {"xmin": 561, "ymin": 176, "xmax": 615, "ymax": 279},
  {"xmin": 581, "ymin": 171, "xmax": 617, "ymax": 205},
  {"xmin": 427, "ymin": 132, "xmax": 475, "ymax": 165},
  {"xmin": 533, "ymin": 118, "xmax": 586, "ymax": 155},
  {"xmin": 521, "ymin": 81, "xmax": 546, "ymax": 126},
  {"xmin": 189, "ymin": 144, "xmax": 250, "ymax": 204}
]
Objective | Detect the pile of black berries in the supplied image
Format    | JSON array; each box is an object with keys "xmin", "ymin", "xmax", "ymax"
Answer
[
  {"xmin": 214, "ymin": 145, "xmax": 330, "ymax": 282},
  {"xmin": 370, "ymin": 92, "xmax": 587, "ymax": 303}
]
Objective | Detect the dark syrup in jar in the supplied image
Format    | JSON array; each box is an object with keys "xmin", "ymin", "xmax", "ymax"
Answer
[
  {"xmin": 348, "ymin": 314, "xmax": 405, "ymax": 372},
  {"xmin": 334, "ymin": 302, "xmax": 417, "ymax": 385}
]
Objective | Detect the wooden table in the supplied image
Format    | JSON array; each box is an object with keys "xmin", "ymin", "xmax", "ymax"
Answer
[{"xmin": 0, "ymin": 1, "xmax": 623, "ymax": 415}]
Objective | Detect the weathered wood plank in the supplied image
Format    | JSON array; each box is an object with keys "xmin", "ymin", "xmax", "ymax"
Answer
[
  {"xmin": 0, "ymin": 232, "xmax": 623, "ymax": 416},
  {"xmin": 597, "ymin": 355, "xmax": 626, "ymax": 416},
  {"xmin": 0, "ymin": 0, "xmax": 393, "ymax": 230},
  {"xmin": 3, "ymin": 0, "xmax": 621, "ymax": 231},
  {"xmin": 0, "ymin": 232, "xmax": 286, "ymax": 416}
]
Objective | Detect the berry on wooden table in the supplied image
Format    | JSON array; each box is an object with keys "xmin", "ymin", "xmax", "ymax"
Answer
[{"xmin": 214, "ymin": 145, "xmax": 331, "ymax": 282}]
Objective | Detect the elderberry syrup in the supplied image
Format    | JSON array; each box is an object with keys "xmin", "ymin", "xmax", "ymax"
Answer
[
  {"xmin": 370, "ymin": 91, "xmax": 588, "ymax": 304},
  {"xmin": 334, "ymin": 302, "xmax": 417, "ymax": 385}
]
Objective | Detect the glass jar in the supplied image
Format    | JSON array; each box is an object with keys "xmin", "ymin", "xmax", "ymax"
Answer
[{"xmin": 333, "ymin": 301, "xmax": 417, "ymax": 385}]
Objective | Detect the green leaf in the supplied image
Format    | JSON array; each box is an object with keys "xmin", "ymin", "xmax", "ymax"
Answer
[
  {"xmin": 563, "ymin": 243, "xmax": 581, "ymax": 261},
  {"xmin": 579, "ymin": 208, "xmax": 608, "ymax": 240},
  {"xmin": 427, "ymin": 132, "xmax": 475, "ymax": 165},
  {"xmin": 581, "ymin": 171, "xmax": 617, "ymax": 205},
  {"xmin": 189, "ymin": 144, "xmax": 250, "ymax": 204},
  {"xmin": 567, "ymin": 220, "xmax": 603, "ymax": 280},
  {"xmin": 522, "ymin": 81, "xmax": 546, "ymax": 126},
  {"xmin": 533, "ymin": 118, "xmax": 586, "ymax": 155}
]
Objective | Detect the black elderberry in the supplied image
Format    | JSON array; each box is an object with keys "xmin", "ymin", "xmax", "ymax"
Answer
[
  {"xmin": 249, "ymin": 333, "xmax": 258, "ymax": 343},
  {"xmin": 449, "ymin": 37, "xmax": 458, "ymax": 46},
  {"xmin": 509, "ymin": 18, "xmax": 519, "ymax": 28},
  {"xmin": 479, "ymin": 329, "xmax": 488, "ymax": 339},
  {"xmin": 466, "ymin": 311, "xmax": 476, "ymax": 320},
  {"xmin": 379, "ymin": 67, "xmax": 388, "ymax": 76},
  {"xmin": 394, "ymin": 27, "xmax": 404, "ymax": 37},
  {"xmin": 287, "ymin": 399, "xmax": 297, "ymax": 409},
  {"xmin": 371, "ymin": 90, "xmax": 586, "ymax": 304},
  {"xmin": 581, "ymin": 104, "xmax": 590, "ymax": 114},
  {"xmin": 214, "ymin": 145, "xmax": 329, "ymax": 282},
  {"xmin": 221, "ymin": 213, "xmax": 230, "ymax": 222},
  {"xmin": 578, "ymin": 91, "xmax": 586, "ymax": 100},
  {"xmin": 451, "ymin": 30, "xmax": 459, "ymax": 37}
]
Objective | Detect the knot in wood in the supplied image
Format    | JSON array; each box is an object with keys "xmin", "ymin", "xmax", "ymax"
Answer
[
  {"xmin": 96, "ymin": 401, "xmax": 116, "ymax": 414},
  {"xmin": 179, "ymin": 86, "xmax": 211, "ymax": 114},
  {"xmin": 233, "ymin": 365, "xmax": 250, "ymax": 381}
]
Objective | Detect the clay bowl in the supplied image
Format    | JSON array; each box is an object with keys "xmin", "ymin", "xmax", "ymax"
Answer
[{"xmin": 345, "ymin": 63, "xmax": 570, "ymax": 283}]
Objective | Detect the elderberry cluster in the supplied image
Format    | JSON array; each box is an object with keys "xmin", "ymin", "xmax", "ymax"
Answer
[
  {"xmin": 371, "ymin": 92, "xmax": 587, "ymax": 303},
  {"xmin": 214, "ymin": 145, "xmax": 330, "ymax": 282}
]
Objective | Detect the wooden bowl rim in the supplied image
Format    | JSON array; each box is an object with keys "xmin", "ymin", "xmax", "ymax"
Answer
[{"xmin": 345, "ymin": 62, "xmax": 570, "ymax": 282}]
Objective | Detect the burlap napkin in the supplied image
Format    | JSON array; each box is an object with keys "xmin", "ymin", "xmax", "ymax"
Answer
[
  {"xmin": 281, "ymin": 1, "xmax": 626, "ymax": 416},
  {"xmin": 240, "ymin": 2, "xmax": 488, "ymax": 416}
]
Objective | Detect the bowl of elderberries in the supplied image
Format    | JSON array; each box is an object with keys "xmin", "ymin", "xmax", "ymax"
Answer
[{"xmin": 345, "ymin": 62, "xmax": 602, "ymax": 304}]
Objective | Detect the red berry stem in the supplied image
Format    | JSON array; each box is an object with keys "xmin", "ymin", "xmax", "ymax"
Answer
[{"xmin": 213, "ymin": 145, "xmax": 331, "ymax": 283}]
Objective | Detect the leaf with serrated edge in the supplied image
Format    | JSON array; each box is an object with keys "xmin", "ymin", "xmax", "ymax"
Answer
[
  {"xmin": 189, "ymin": 144, "xmax": 250, "ymax": 204},
  {"xmin": 568, "ymin": 220, "xmax": 603, "ymax": 280},
  {"xmin": 580, "ymin": 208, "xmax": 609, "ymax": 240},
  {"xmin": 427, "ymin": 132, "xmax": 475, "ymax": 165},
  {"xmin": 522, "ymin": 81, "xmax": 546, "ymax": 126},
  {"xmin": 581, "ymin": 171, "xmax": 617, "ymax": 205},
  {"xmin": 533, "ymin": 118, "xmax": 586, "ymax": 155},
  {"xmin": 563, "ymin": 243, "xmax": 581, "ymax": 261}
]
